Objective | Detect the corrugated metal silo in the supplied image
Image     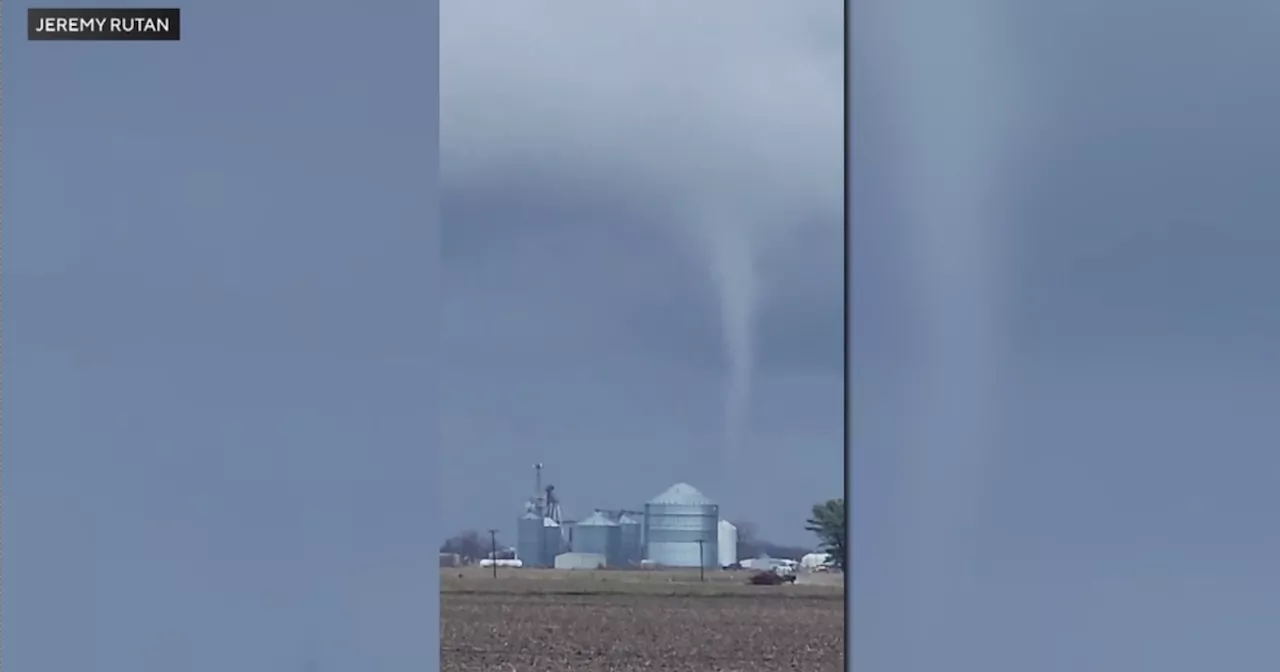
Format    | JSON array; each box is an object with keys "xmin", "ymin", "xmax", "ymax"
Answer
[
  {"xmin": 643, "ymin": 482, "xmax": 719, "ymax": 568},
  {"xmin": 541, "ymin": 518, "xmax": 564, "ymax": 566},
  {"xmin": 718, "ymin": 520, "xmax": 738, "ymax": 567},
  {"xmin": 617, "ymin": 514, "xmax": 643, "ymax": 567},
  {"xmin": 517, "ymin": 512, "xmax": 545, "ymax": 567},
  {"xmin": 572, "ymin": 511, "xmax": 622, "ymax": 567}
]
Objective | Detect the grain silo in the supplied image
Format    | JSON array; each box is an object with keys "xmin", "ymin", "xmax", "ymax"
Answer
[
  {"xmin": 643, "ymin": 482, "xmax": 719, "ymax": 568},
  {"xmin": 517, "ymin": 512, "xmax": 545, "ymax": 567},
  {"xmin": 617, "ymin": 514, "xmax": 643, "ymax": 567},
  {"xmin": 573, "ymin": 511, "xmax": 622, "ymax": 567},
  {"xmin": 718, "ymin": 520, "xmax": 738, "ymax": 567},
  {"xmin": 541, "ymin": 518, "xmax": 565, "ymax": 566}
]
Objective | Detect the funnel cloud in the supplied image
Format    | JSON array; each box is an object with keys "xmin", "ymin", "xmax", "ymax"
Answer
[
  {"xmin": 693, "ymin": 215, "xmax": 758, "ymax": 462},
  {"xmin": 868, "ymin": 2, "xmax": 1022, "ymax": 656}
]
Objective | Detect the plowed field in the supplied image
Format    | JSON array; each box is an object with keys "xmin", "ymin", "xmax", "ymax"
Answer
[{"xmin": 442, "ymin": 568, "xmax": 845, "ymax": 672}]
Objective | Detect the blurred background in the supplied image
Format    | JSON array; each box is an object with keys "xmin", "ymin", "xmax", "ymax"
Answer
[{"xmin": 853, "ymin": 2, "xmax": 1280, "ymax": 670}]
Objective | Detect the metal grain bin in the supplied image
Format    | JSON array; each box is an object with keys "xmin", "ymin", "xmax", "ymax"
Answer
[
  {"xmin": 717, "ymin": 520, "xmax": 738, "ymax": 567},
  {"xmin": 516, "ymin": 512, "xmax": 545, "ymax": 567},
  {"xmin": 617, "ymin": 514, "xmax": 643, "ymax": 567},
  {"xmin": 643, "ymin": 482, "xmax": 719, "ymax": 568},
  {"xmin": 541, "ymin": 518, "xmax": 564, "ymax": 566},
  {"xmin": 572, "ymin": 511, "xmax": 622, "ymax": 567}
]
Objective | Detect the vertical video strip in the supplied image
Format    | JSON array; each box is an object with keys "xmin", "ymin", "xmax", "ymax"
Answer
[{"xmin": 440, "ymin": 4, "xmax": 845, "ymax": 671}]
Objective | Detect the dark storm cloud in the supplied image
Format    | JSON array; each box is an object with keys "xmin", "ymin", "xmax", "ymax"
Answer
[{"xmin": 1005, "ymin": 4, "xmax": 1280, "ymax": 370}]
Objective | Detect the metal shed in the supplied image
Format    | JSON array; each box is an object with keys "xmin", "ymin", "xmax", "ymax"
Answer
[{"xmin": 554, "ymin": 552, "xmax": 607, "ymax": 570}]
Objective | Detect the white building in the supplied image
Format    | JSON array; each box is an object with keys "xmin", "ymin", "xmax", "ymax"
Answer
[
  {"xmin": 555, "ymin": 552, "xmax": 607, "ymax": 570},
  {"xmin": 801, "ymin": 552, "xmax": 832, "ymax": 570}
]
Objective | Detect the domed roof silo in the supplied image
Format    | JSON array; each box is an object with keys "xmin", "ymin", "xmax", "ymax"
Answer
[
  {"xmin": 643, "ymin": 483, "xmax": 719, "ymax": 568},
  {"xmin": 572, "ymin": 511, "xmax": 623, "ymax": 567},
  {"xmin": 517, "ymin": 512, "xmax": 545, "ymax": 567},
  {"xmin": 617, "ymin": 514, "xmax": 643, "ymax": 567}
]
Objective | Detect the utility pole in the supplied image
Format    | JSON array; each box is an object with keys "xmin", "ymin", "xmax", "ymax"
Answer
[
  {"xmin": 697, "ymin": 539, "xmax": 706, "ymax": 582},
  {"xmin": 488, "ymin": 529, "xmax": 499, "ymax": 579}
]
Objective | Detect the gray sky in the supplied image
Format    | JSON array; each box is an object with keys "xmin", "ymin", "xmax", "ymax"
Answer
[
  {"xmin": 855, "ymin": 1, "xmax": 1280, "ymax": 670},
  {"xmin": 441, "ymin": 2, "xmax": 844, "ymax": 544}
]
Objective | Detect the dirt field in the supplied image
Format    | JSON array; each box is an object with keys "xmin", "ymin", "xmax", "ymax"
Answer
[{"xmin": 442, "ymin": 567, "xmax": 845, "ymax": 672}]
